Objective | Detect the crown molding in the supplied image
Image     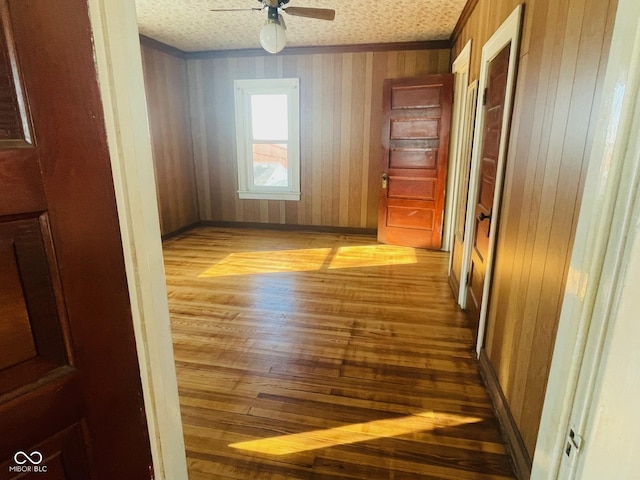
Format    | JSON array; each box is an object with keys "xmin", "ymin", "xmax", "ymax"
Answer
[
  {"xmin": 450, "ymin": 0, "xmax": 480, "ymax": 46},
  {"xmin": 139, "ymin": 35, "xmax": 187, "ymax": 58},
  {"xmin": 185, "ymin": 40, "xmax": 451, "ymax": 59},
  {"xmin": 138, "ymin": 35, "xmax": 451, "ymax": 60}
]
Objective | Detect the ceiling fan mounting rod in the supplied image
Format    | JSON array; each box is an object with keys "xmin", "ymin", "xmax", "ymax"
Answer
[{"xmin": 267, "ymin": 6, "xmax": 279, "ymax": 21}]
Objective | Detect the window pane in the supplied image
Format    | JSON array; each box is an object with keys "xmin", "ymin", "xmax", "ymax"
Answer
[
  {"xmin": 252, "ymin": 143, "xmax": 288, "ymax": 187},
  {"xmin": 251, "ymin": 94, "xmax": 288, "ymax": 141}
]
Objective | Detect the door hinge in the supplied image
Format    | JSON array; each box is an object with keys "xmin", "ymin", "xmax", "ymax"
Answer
[
  {"xmin": 564, "ymin": 428, "xmax": 583, "ymax": 458},
  {"xmin": 482, "ymin": 87, "xmax": 488, "ymax": 106}
]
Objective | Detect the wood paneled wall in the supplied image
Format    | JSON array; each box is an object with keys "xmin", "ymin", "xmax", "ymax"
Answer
[
  {"xmin": 187, "ymin": 49, "xmax": 450, "ymax": 228},
  {"xmin": 453, "ymin": 0, "xmax": 617, "ymax": 457},
  {"xmin": 141, "ymin": 40, "xmax": 199, "ymax": 236}
]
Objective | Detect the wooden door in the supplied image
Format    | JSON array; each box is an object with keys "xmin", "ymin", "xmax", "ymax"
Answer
[
  {"xmin": 0, "ymin": 1, "xmax": 152, "ymax": 478},
  {"xmin": 378, "ymin": 74, "xmax": 453, "ymax": 249},
  {"xmin": 466, "ymin": 45, "xmax": 511, "ymax": 332}
]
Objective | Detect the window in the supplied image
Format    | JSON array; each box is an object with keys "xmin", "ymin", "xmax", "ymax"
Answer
[{"xmin": 233, "ymin": 78, "xmax": 300, "ymax": 201}]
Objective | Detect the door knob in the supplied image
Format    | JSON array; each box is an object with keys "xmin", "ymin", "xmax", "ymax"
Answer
[
  {"xmin": 381, "ymin": 173, "xmax": 389, "ymax": 189},
  {"xmin": 477, "ymin": 211, "xmax": 491, "ymax": 222}
]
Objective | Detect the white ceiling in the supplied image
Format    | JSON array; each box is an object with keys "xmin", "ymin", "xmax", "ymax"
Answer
[{"xmin": 135, "ymin": 0, "xmax": 467, "ymax": 52}]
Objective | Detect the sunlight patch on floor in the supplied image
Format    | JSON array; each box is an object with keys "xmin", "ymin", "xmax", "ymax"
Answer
[
  {"xmin": 199, "ymin": 245, "xmax": 418, "ymax": 277},
  {"xmin": 199, "ymin": 248, "xmax": 333, "ymax": 277},
  {"xmin": 329, "ymin": 245, "xmax": 417, "ymax": 269},
  {"xmin": 229, "ymin": 411, "xmax": 482, "ymax": 455}
]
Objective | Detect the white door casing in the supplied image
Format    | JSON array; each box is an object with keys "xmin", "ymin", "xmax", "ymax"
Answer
[
  {"xmin": 454, "ymin": 81, "xmax": 478, "ymax": 307},
  {"xmin": 88, "ymin": 1, "xmax": 188, "ymax": 479},
  {"xmin": 449, "ymin": 74, "xmax": 479, "ymax": 306},
  {"xmin": 443, "ymin": 40, "xmax": 471, "ymax": 254},
  {"xmin": 459, "ymin": 4, "xmax": 524, "ymax": 354}
]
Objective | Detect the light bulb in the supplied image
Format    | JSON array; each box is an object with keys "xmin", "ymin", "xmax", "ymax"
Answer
[{"xmin": 259, "ymin": 20, "xmax": 286, "ymax": 54}]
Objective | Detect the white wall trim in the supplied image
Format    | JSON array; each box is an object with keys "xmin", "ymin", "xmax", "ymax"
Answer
[
  {"xmin": 531, "ymin": 0, "xmax": 640, "ymax": 476},
  {"xmin": 454, "ymin": 80, "xmax": 479, "ymax": 308},
  {"xmin": 87, "ymin": 1, "xmax": 188, "ymax": 479},
  {"xmin": 457, "ymin": 4, "xmax": 523, "ymax": 354},
  {"xmin": 443, "ymin": 40, "xmax": 471, "ymax": 253}
]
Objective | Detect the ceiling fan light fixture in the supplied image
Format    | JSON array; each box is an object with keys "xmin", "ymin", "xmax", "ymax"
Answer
[{"xmin": 259, "ymin": 19, "xmax": 286, "ymax": 54}]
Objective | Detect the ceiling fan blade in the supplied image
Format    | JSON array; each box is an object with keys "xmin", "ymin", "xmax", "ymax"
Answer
[{"xmin": 283, "ymin": 7, "xmax": 335, "ymax": 21}]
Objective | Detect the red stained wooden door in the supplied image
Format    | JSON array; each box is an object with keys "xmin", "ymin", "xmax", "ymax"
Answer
[
  {"xmin": 466, "ymin": 44, "xmax": 511, "ymax": 332},
  {"xmin": 0, "ymin": 1, "xmax": 152, "ymax": 479},
  {"xmin": 378, "ymin": 74, "xmax": 453, "ymax": 249}
]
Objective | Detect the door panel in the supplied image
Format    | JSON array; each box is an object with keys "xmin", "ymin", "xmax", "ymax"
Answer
[
  {"xmin": 466, "ymin": 44, "xmax": 511, "ymax": 332},
  {"xmin": 391, "ymin": 118, "xmax": 440, "ymax": 138},
  {"xmin": 0, "ymin": 242, "xmax": 37, "ymax": 367},
  {"xmin": 0, "ymin": 217, "xmax": 68, "ymax": 379},
  {"xmin": 391, "ymin": 84, "xmax": 441, "ymax": 107},
  {"xmin": 1, "ymin": 423, "xmax": 92, "ymax": 479},
  {"xmin": 378, "ymin": 74, "xmax": 453, "ymax": 249},
  {"xmin": 388, "ymin": 177, "xmax": 435, "ymax": 199},
  {"xmin": 0, "ymin": 1, "xmax": 152, "ymax": 478},
  {"xmin": 390, "ymin": 148, "xmax": 437, "ymax": 169},
  {"xmin": 388, "ymin": 204, "xmax": 434, "ymax": 229}
]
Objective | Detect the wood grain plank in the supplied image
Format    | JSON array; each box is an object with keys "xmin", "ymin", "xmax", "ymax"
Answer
[
  {"xmin": 339, "ymin": 53, "xmax": 353, "ymax": 227},
  {"xmin": 164, "ymin": 227, "xmax": 515, "ymax": 479},
  {"xmin": 360, "ymin": 53, "xmax": 374, "ymax": 228},
  {"xmin": 330, "ymin": 53, "xmax": 342, "ymax": 227},
  {"xmin": 519, "ymin": 0, "xmax": 616, "ymax": 452},
  {"xmin": 453, "ymin": 0, "xmax": 618, "ymax": 460},
  {"xmin": 507, "ymin": 0, "xmax": 583, "ymax": 450},
  {"xmin": 320, "ymin": 54, "xmax": 336, "ymax": 226},
  {"xmin": 311, "ymin": 54, "xmax": 324, "ymax": 225},
  {"xmin": 493, "ymin": 0, "xmax": 569, "ymax": 420},
  {"xmin": 188, "ymin": 60, "xmax": 213, "ymax": 220},
  {"xmin": 141, "ymin": 42, "xmax": 199, "ymax": 235}
]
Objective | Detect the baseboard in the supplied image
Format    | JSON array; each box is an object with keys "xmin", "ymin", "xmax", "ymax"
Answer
[
  {"xmin": 200, "ymin": 220, "xmax": 377, "ymax": 237},
  {"xmin": 160, "ymin": 222, "xmax": 200, "ymax": 241},
  {"xmin": 161, "ymin": 221, "xmax": 377, "ymax": 242},
  {"xmin": 478, "ymin": 349, "xmax": 532, "ymax": 480}
]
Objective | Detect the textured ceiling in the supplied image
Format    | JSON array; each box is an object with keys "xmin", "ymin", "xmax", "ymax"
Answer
[{"xmin": 135, "ymin": 0, "xmax": 467, "ymax": 52}]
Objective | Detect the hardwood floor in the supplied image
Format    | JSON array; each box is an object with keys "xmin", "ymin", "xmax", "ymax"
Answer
[{"xmin": 163, "ymin": 227, "xmax": 516, "ymax": 479}]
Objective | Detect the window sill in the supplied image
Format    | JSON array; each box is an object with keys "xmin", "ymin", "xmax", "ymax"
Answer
[{"xmin": 238, "ymin": 191, "xmax": 301, "ymax": 201}]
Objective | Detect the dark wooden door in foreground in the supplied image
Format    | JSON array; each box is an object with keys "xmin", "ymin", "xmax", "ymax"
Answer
[
  {"xmin": 378, "ymin": 74, "xmax": 453, "ymax": 249},
  {"xmin": 466, "ymin": 44, "xmax": 511, "ymax": 331},
  {"xmin": 0, "ymin": 1, "xmax": 152, "ymax": 478}
]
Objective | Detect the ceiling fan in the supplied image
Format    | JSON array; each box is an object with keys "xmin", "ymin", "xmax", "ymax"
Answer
[{"xmin": 210, "ymin": 0, "xmax": 336, "ymax": 54}]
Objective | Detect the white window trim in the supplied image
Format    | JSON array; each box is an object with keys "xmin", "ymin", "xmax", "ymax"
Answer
[{"xmin": 234, "ymin": 78, "xmax": 301, "ymax": 201}]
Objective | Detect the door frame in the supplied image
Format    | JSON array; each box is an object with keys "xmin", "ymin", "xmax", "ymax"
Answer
[
  {"xmin": 87, "ymin": 1, "xmax": 188, "ymax": 479},
  {"xmin": 451, "ymin": 80, "xmax": 478, "ymax": 306},
  {"xmin": 458, "ymin": 4, "xmax": 524, "ymax": 354},
  {"xmin": 443, "ymin": 40, "xmax": 471, "ymax": 254}
]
